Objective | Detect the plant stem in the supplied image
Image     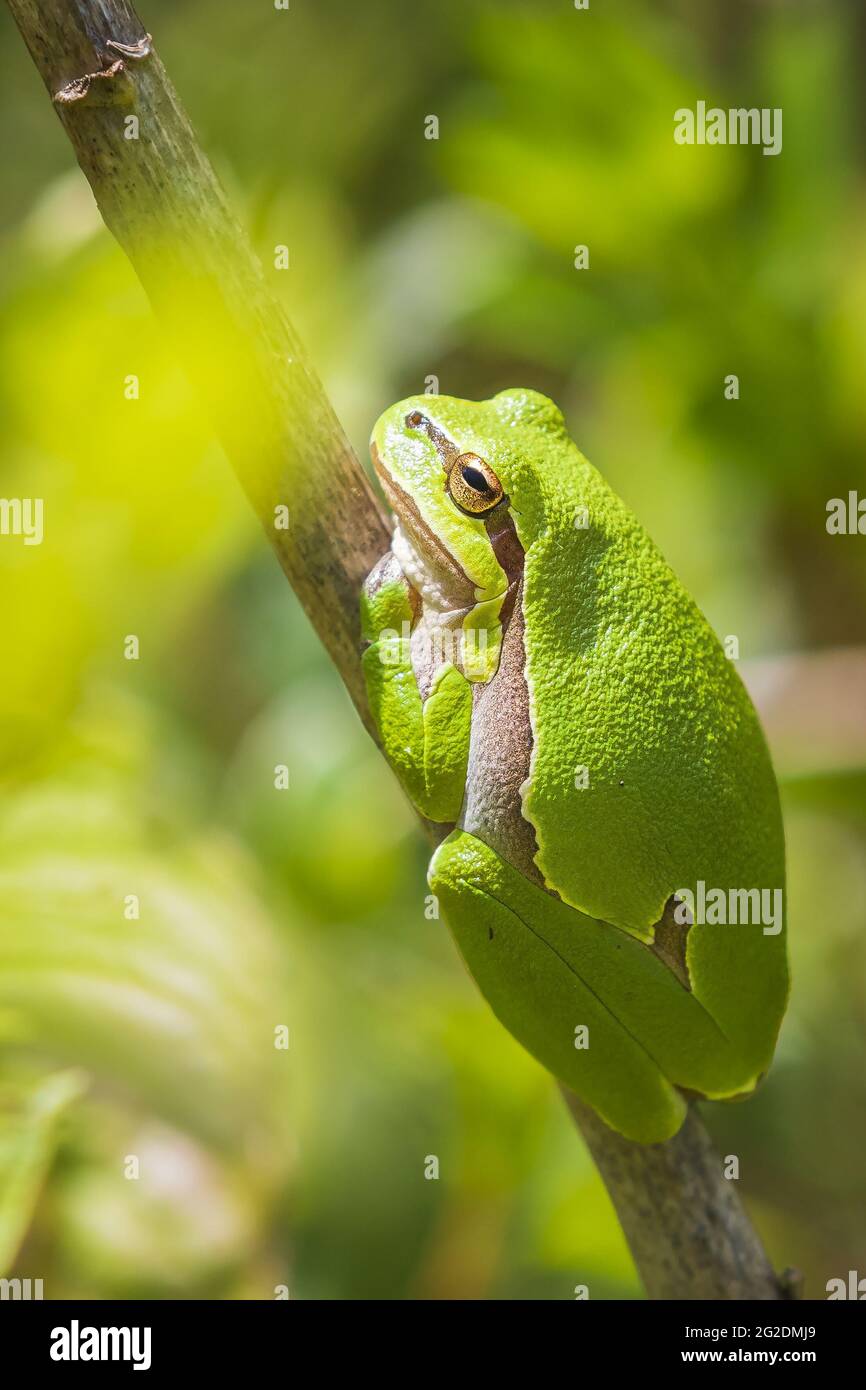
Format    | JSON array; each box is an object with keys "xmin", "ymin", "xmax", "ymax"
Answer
[
  {"xmin": 5, "ymin": 0, "xmax": 390, "ymax": 732},
  {"xmin": 564, "ymin": 1092, "xmax": 787, "ymax": 1299},
  {"xmin": 5, "ymin": 0, "xmax": 788, "ymax": 1301}
]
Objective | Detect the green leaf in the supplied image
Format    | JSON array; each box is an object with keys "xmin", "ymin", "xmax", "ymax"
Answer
[{"xmin": 0, "ymin": 1068, "xmax": 87, "ymax": 1274}]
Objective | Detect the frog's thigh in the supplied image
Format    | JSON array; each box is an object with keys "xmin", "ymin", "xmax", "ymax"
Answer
[{"xmin": 430, "ymin": 830, "xmax": 687, "ymax": 1143}]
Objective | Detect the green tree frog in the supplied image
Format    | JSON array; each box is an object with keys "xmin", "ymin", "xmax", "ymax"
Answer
[{"xmin": 361, "ymin": 389, "xmax": 788, "ymax": 1143}]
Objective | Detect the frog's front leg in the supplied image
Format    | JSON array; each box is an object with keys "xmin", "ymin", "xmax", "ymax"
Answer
[{"xmin": 361, "ymin": 553, "xmax": 473, "ymax": 824}]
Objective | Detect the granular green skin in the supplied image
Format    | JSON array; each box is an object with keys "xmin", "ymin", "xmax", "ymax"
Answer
[{"xmin": 364, "ymin": 389, "xmax": 788, "ymax": 1142}]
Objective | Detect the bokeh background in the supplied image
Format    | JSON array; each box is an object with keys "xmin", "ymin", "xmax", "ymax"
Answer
[{"xmin": 1, "ymin": 0, "xmax": 864, "ymax": 1299}]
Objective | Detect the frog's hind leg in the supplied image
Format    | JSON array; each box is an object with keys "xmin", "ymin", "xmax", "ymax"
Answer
[{"xmin": 429, "ymin": 829, "xmax": 688, "ymax": 1143}]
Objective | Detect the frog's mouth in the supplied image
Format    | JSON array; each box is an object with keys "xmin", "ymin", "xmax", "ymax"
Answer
[{"xmin": 371, "ymin": 443, "xmax": 478, "ymax": 617}]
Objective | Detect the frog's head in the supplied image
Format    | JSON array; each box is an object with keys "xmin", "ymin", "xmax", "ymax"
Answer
[{"xmin": 370, "ymin": 389, "xmax": 565, "ymax": 618}]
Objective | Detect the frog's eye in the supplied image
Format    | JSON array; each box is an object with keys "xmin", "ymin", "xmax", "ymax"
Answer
[{"xmin": 447, "ymin": 453, "xmax": 504, "ymax": 516}]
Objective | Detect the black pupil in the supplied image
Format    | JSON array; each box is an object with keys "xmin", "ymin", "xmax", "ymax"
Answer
[{"xmin": 462, "ymin": 465, "xmax": 492, "ymax": 494}]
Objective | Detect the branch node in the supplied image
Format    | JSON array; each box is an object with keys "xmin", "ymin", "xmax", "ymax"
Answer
[
  {"xmin": 105, "ymin": 33, "xmax": 153, "ymax": 61},
  {"xmin": 54, "ymin": 58, "xmax": 134, "ymax": 107},
  {"xmin": 53, "ymin": 35, "xmax": 152, "ymax": 108}
]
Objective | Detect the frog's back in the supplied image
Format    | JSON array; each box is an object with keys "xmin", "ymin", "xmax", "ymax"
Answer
[{"xmin": 492, "ymin": 392, "xmax": 787, "ymax": 1070}]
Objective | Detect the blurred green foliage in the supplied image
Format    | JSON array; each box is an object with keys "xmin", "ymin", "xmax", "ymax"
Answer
[{"xmin": 0, "ymin": 0, "xmax": 864, "ymax": 1298}]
